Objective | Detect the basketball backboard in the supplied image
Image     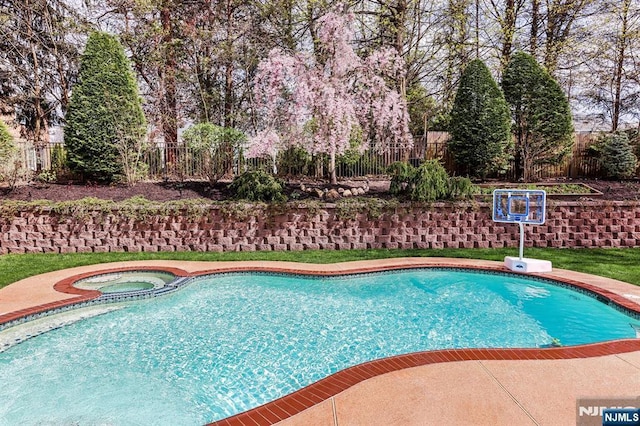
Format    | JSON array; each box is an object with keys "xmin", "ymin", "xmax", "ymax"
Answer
[{"xmin": 492, "ymin": 189, "xmax": 546, "ymax": 225}]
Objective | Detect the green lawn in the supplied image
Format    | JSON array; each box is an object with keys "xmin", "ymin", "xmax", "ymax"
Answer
[{"xmin": 0, "ymin": 247, "xmax": 639, "ymax": 290}]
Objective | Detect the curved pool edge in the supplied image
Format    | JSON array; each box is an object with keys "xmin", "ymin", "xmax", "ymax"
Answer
[
  {"xmin": 1, "ymin": 257, "xmax": 640, "ymax": 425},
  {"xmin": 0, "ymin": 265, "xmax": 192, "ymax": 328},
  {"xmin": 209, "ymin": 339, "xmax": 640, "ymax": 426}
]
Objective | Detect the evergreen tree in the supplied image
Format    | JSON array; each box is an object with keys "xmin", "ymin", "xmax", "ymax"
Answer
[
  {"xmin": 502, "ymin": 51, "xmax": 573, "ymax": 182},
  {"xmin": 448, "ymin": 59, "xmax": 512, "ymax": 180},
  {"xmin": 597, "ymin": 132, "xmax": 638, "ymax": 179},
  {"xmin": 64, "ymin": 32, "xmax": 146, "ymax": 183}
]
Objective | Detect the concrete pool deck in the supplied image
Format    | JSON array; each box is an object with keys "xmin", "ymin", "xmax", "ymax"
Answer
[{"xmin": 1, "ymin": 257, "xmax": 640, "ymax": 425}]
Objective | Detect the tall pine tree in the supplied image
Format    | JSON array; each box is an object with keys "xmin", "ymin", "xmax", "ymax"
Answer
[
  {"xmin": 502, "ymin": 51, "xmax": 573, "ymax": 182},
  {"xmin": 65, "ymin": 32, "xmax": 146, "ymax": 183},
  {"xmin": 448, "ymin": 59, "xmax": 512, "ymax": 179}
]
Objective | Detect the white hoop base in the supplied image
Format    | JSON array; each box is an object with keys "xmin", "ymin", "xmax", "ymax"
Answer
[{"xmin": 504, "ymin": 256, "xmax": 552, "ymax": 273}]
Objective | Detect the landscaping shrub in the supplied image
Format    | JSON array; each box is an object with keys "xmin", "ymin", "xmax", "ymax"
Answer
[
  {"xmin": 276, "ymin": 146, "xmax": 313, "ymax": 177},
  {"xmin": 449, "ymin": 59, "xmax": 512, "ymax": 179},
  {"xmin": 50, "ymin": 144, "xmax": 66, "ymax": 175},
  {"xmin": 595, "ymin": 132, "xmax": 638, "ymax": 179},
  {"xmin": 65, "ymin": 32, "xmax": 147, "ymax": 184},
  {"xmin": 228, "ymin": 170, "xmax": 287, "ymax": 202},
  {"xmin": 411, "ymin": 160, "xmax": 453, "ymax": 201},
  {"xmin": 625, "ymin": 129, "xmax": 640, "ymax": 161},
  {"xmin": 335, "ymin": 143, "xmax": 361, "ymax": 178},
  {"xmin": 0, "ymin": 119, "xmax": 19, "ymax": 185},
  {"xmin": 447, "ymin": 176, "xmax": 475, "ymax": 199},
  {"xmin": 0, "ymin": 119, "xmax": 15, "ymax": 168},
  {"xmin": 387, "ymin": 161, "xmax": 416, "ymax": 195},
  {"xmin": 387, "ymin": 160, "xmax": 475, "ymax": 201},
  {"xmin": 35, "ymin": 169, "xmax": 57, "ymax": 183}
]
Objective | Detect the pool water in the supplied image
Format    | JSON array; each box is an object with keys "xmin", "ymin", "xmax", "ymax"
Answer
[
  {"xmin": 100, "ymin": 281, "xmax": 155, "ymax": 293},
  {"xmin": 0, "ymin": 269, "xmax": 637, "ymax": 425}
]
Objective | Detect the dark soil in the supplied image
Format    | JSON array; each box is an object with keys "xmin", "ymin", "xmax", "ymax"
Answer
[
  {"xmin": 0, "ymin": 179, "xmax": 638, "ymax": 202},
  {"xmin": 584, "ymin": 179, "xmax": 640, "ymax": 201},
  {"xmin": 1, "ymin": 181, "xmax": 231, "ymax": 202}
]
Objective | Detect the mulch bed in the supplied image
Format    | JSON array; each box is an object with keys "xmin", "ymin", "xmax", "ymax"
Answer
[
  {"xmin": 1, "ymin": 181, "xmax": 229, "ymax": 203},
  {"xmin": 1, "ymin": 179, "xmax": 638, "ymax": 203}
]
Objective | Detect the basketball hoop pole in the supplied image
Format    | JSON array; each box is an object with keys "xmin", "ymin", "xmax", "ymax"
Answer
[
  {"xmin": 493, "ymin": 188, "xmax": 551, "ymax": 273},
  {"xmin": 519, "ymin": 222, "xmax": 524, "ymax": 260}
]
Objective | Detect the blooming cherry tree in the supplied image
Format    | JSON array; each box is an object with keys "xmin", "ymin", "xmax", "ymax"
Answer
[{"xmin": 247, "ymin": 5, "xmax": 413, "ymax": 184}]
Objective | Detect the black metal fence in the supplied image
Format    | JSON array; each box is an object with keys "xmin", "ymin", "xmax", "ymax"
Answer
[{"xmin": 16, "ymin": 131, "xmax": 606, "ymax": 182}]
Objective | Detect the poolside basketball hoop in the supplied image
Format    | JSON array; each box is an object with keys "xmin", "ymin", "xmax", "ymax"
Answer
[{"xmin": 492, "ymin": 189, "xmax": 552, "ymax": 273}]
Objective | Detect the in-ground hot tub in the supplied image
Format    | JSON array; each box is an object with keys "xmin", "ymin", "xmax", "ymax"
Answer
[{"xmin": 73, "ymin": 270, "xmax": 177, "ymax": 294}]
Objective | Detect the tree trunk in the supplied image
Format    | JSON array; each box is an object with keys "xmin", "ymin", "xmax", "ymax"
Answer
[
  {"xmin": 500, "ymin": 0, "xmax": 516, "ymax": 68},
  {"xmin": 530, "ymin": 0, "xmax": 539, "ymax": 56},
  {"xmin": 522, "ymin": 153, "xmax": 531, "ymax": 182},
  {"xmin": 307, "ymin": 2, "xmax": 324, "ymax": 65},
  {"xmin": 26, "ymin": 1, "xmax": 49, "ymax": 176},
  {"xmin": 391, "ymin": 0, "xmax": 409, "ymax": 160},
  {"xmin": 223, "ymin": 1, "xmax": 234, "ymax": 128},
  {"xmin": 543, "ymin": 0, "xmax": 586, "ymax": 76},
  {"xmin": 57, "ymin": 59, "xmax": 70, "ymax": 115},
  {"xmin": 544, "ymin": 3, "xmax": 560, "ymax": 74},
  {"xmin": 444, "ymin": 0, "xmax": 471, "ymax": 106},
  {"xmin": 223, "ymin": 0, "xmax": 235, "ymax": 176},
  {"xmin": 514, "ymin": 143, "xmax": 523, "ymax": 181},
  {"xmin": 160, "ymin": 5, "xmax": 178, "ymax": 164},
  {"xmin": 612, "ymin": 0, "xmax": 631, "ymax": 132},
  {"xmin": 329, "ymin": 149, "xmax": 337, "ymax": 185},
  {"xmin": 282, "ymin": 0, "xmax": 296, "ymax": 51},
  {"xmin": 513, "ymin": 111, "xmax": 525, "ymax": 180},
  {"xmin": 396, "ymin": 0, "xmax": 407, "ymax": 96},
  {"xmin": 315, "ymin": 155, "xmax": 324, "ymax": 179},
  {"xmin": 26, "ymin": 0, "xmax": 44, "ymax": 148},
  {"xmin": 475, "ymin": 0, "xmax": 480, "ymax": 59}
]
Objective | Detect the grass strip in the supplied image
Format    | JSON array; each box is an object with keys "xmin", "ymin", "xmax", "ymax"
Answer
[{"xmin": 1, "ymin": 247, "xmax": 639, "ymax": 290}]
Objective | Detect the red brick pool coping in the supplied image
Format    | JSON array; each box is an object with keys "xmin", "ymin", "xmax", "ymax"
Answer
[{"xmin": 1, "ymin": 258, "xmax": 640, "ymax": 425}]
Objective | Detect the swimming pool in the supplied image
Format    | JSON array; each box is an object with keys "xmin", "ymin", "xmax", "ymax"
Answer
[{"xmin": 0, "ymin": 268, "xmax": 638, "ymax": 425}]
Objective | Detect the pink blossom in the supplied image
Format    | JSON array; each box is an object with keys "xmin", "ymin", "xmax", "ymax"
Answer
[
  {"xmin": 247, "ymin": 3, "xmax": 413, "ymax": 180},
  {"xmin": 246, "ymin": 129, "xmax": 281, "ymax": 159}
]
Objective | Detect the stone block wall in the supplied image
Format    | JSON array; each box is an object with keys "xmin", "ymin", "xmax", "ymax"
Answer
[{"xmin": 1, "ymin": 201, "xmax": 639, "ymax": 254}]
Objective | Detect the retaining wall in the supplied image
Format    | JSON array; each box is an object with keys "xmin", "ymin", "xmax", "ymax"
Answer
[{"xmin": 1, "ymin": 201, "xmax": 639, "ymax": 254}]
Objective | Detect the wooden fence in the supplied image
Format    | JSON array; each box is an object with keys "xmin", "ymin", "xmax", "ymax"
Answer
[{"xmin": 409, "ymin": 131, "xmax": 602, "ymax": 180}]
